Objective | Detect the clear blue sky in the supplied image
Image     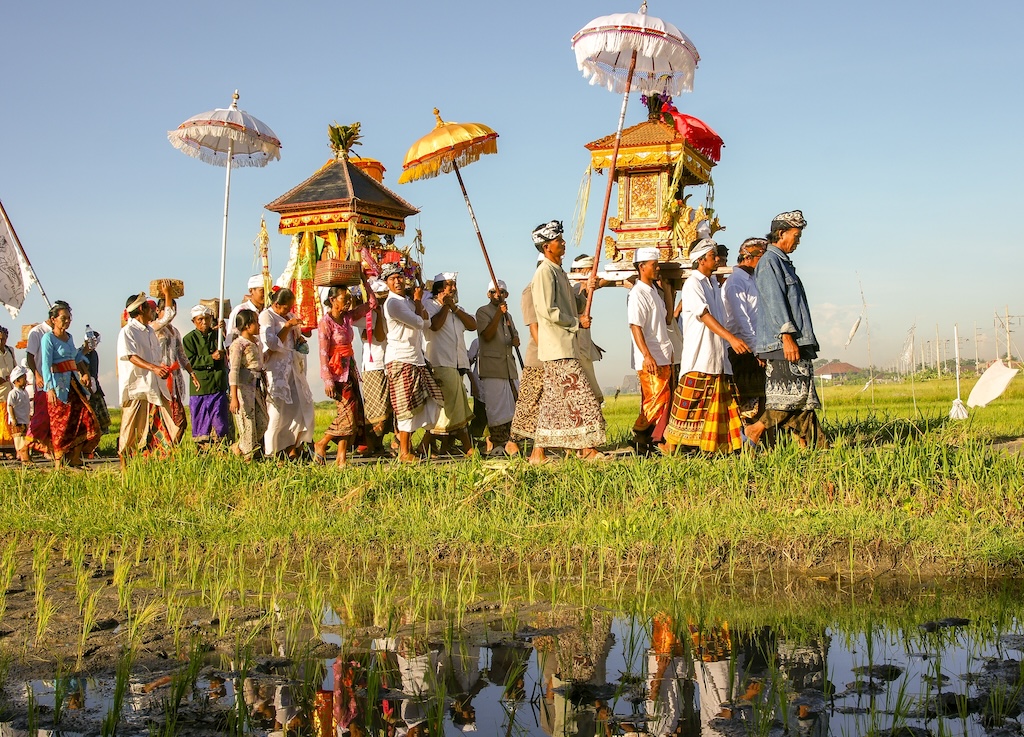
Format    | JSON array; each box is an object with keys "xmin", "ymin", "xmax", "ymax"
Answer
[{"xmin": 3, "ymin": 0, "xmax": 1022, "ymax": 396}]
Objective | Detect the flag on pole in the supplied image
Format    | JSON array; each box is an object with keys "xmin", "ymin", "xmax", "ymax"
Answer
[
  {"xmin": 0, "ymin": 200, "xmax": 37, "ymax": 318},
  {"xmin": 900, "ymin": 325, "xmax": 915, "ymax": 368}
]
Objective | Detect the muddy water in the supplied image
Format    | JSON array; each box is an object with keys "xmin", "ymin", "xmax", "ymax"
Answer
[{"xmin": 4, "ymin": 579, "xmax": 1024, "ymax": 737}]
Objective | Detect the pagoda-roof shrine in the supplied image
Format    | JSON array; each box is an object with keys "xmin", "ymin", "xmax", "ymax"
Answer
[
  {"xmin": 265, "ymin": 155, "xmax": 419, "ymax": 237},
  {"xmin": 585, "ymin": 107, "xmax": 724, "ymax": 266}
]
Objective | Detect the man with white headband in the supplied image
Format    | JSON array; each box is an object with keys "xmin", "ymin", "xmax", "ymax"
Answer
[
  {"xmin": 745, "ymin": 210, "xmax": 826, "ymax": 448},
  {"xmin": 226, "ymin": 275, "xmax": 266, "ymax": 349},
  {"xmin": 381, "ymin": 263, "xmax": 443, "ymax": 462},
  {"xmin": 627, "ymin": 247, "xmax": 674, "ymax": 454},
  {"xmin": 116, "ymin": 292, "xmax": 182, "ymax": 466},
  {"xmin": 528, "ymin": 220, "xmax": 606, "ymax": 463},
  {"xmin": 183, "ymin": 303, "xmax": 234, "ymax": 448},
  {"xmin": 422, "ymin": 271, "xmax": 477, "ymax": 456},
  {"xmin": 663, "ymin": 239, "xmax": 751, "ymax": 453},
  {"xmin": 474, "ymin": 278, "xmax": 520, "ymax": 456}
]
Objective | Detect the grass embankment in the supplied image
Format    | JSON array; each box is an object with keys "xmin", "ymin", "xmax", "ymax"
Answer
[{"xmin": 1, "ymin": 378, "xmax": 1021, "ymax": 576}]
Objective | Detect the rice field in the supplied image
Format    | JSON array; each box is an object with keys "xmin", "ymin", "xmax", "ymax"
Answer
[{"xmin": 0, "ymin": 376, "xmax": 1021, "ymax": 733}]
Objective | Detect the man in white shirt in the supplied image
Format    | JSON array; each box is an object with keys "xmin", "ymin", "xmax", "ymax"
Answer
[
  {"xmin": 722, "ymin": 238, "xmax": 768, "ymax": 422},
  {"xmin": 626, "ymin": 247, "xmax": 675, "ymax": 455},
  {"xmin": 225, "ymin": 275, "xmax": 266, "ymax": 349},
  {"xmin": 422, "ymin": 272, "xmax": 477, "ymax": 456},
  {"xmin": 116, "ymin": 292, "xmax": 182, "ymax": 465},
  {"xmin": 381, "ymin": 264, "xmax": 443, "ymax": 463},
  {"xmin": 663, "ymin": 239, "xmax": 751, "ymax": 453}
]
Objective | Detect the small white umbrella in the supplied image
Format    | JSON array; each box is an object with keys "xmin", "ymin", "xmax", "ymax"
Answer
[
  {"xmin": 572, "ymin": 1, "xmax": 699, "ymax": 317},
  {"xmin": 168, "ymin": 91, "xmax": 281, "ymax": 346}
]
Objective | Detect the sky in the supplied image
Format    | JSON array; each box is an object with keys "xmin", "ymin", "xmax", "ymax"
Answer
[{"xmin": 2, "ymin": 0, "xmax": 1022, "ymax": 399}]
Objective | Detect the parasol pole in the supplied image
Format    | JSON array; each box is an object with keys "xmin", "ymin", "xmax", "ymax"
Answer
[
  {"xmin": 216, "ymin": 137, "xmax": 234, "ymax": 350},
  {"xmin": 584, "ymin": 50, "xmax": 638, "ymax": 319},
  {"xmin": 451, "ymin": 162, "xmax": 525, "ymax": 370},
  {"xmin": 0, "ymin": 198, "xmax": 51, "ymax": 310}
]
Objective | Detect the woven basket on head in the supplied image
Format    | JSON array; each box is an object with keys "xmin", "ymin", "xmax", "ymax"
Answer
[{"xmin": 150, "ymin": 279, "xmax": 185, "ymax": 299}]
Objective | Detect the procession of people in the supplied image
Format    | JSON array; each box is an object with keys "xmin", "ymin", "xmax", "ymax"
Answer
[{"xmin": 0, "ymin": 209, "xmax": 826, "ymax": 469}]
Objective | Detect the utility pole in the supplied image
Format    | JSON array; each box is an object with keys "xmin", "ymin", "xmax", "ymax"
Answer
[{"xmin": 974, "ymin": 322, "xmax": 981, "ymax": 374}]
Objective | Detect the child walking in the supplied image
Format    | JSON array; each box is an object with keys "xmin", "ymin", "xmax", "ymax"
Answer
[
  {"xmin": 228, "ymin": 309, "xmax": 268, "ymax": 460},
  {"xmin": 7, "ymin": 367, "xmax": 32, "ymax": 464}
]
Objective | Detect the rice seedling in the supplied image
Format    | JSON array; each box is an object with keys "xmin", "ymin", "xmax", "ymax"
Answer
[
  {"xmin": 26, "ymin": 683, "xmax": 38, "ymax": 735},
  {"xmin": 77, "ymin": 589, "xmax": 100, "ymax": 670},
  {"xmin": 100, "ymin": 647, "xmax": 133, "ymax": 737}
]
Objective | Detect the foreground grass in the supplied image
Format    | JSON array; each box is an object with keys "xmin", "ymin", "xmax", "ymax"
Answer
[{"xmin": 2, "ymin": 376, "xmax": 1021, "ymax": 576}]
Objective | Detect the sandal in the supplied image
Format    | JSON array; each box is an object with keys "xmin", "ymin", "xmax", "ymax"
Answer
[
  {"xmin": 579, "ymin": 449, "xmax": 609, "ymax": 462},
  {"xmin": 312, "ymin": 452, "xmax": 327, "ymax": 466}
]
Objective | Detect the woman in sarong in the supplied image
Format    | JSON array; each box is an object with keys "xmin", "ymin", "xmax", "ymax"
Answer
[
  {"xmin": 314, "ymin": 281, "xmax": 376, "ymax": 467},
  {"xmin": 359, "ymin": 279, "xmax": 392, "ymax": 455},
  {"xmin": 39, "ymin": 304, "xmax": 100, "ymax": 467},
  {"xmin": 229, "ymin": 309, "xmax": 268, "ymax": 460},
  {"xmin": 0, "ymin": 326, "xmax": 15, "ymax": 458},
  {"xmin": 259, "ymin": 288, "xmax": 315, "ymax": 459}
]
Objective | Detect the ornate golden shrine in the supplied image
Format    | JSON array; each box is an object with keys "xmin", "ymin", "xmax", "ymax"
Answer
[{"xmin": 585, "ymin": 109, "xmax": 723, "ymax": 266}]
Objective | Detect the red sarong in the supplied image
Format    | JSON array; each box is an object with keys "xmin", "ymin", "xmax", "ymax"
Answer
[{"xmin": 48, "ymin": 379, "xmax": 101, "ymax": 459}]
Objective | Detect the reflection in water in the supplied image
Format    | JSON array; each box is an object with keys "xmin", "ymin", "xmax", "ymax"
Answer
[{"xmin": 8, "ymin": 588, "xmax": 1024, "ymax": 737}]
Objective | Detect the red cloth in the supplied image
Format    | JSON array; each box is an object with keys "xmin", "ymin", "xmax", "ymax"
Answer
[{"xmin": 661, "ymin": 103, "xmax": 723, "ymax": 162}]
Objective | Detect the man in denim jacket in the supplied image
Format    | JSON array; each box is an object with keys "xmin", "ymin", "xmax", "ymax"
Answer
[{"xmin": 745, "ymin": 211, "xmax": 826, "ymax": 448}]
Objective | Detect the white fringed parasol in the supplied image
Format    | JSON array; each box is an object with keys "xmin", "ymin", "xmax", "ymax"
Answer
[
  {"xmin": 168, "ymin": 91, "xmax": 281, "ymax": 347},
  {"xmin": 571, "ymin": 2, "xmax": 699, "ymax": 317}
]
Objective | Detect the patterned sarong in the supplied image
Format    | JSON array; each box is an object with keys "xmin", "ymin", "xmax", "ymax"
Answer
[
  {"xmin": 386, "ymin": 362, "xmax": 444, "ymax": 422},
  {"xmin": 360, "ymin": 369, "xmax": 391, "ymax": 430},
  {"xmin": 729, "ymin": 349, "xmax": 766, "ymax": 421},
  {"xmin": 118, "ymin": 398, "xmax": 183, "ymax": 458},
  {"xmin": 633, "ymin": 365, "xmax": 673, "ymax": 442},
  {"xmin": 27, "ymin": 391, "xmax": 51, "ymax": 453},
  {"xmin": 48, "ymin": 379, "xmax": 101, "ymax": 459},
  {"xmin": 663, "ymin": 372, "xmax": 742, "ymax": 453},
  {"xmin": 510, "ymin": 366, "xmax": 543, "ymax": 440},
  {"xmin": 534, "ymin": 359, "xmax": 607, "ymax": 450},
  {"xmin": 190, "ymin": 392, "xmax": 234, "ymax": 442},
  {"xmin": 430, "ymin": 366, "xmax": 473, "ymax": 435},
  {"xmin": 764, "ymin": 357, "xmax": 820, "ymax": 411},
  {"xmin": 325, "ymin": 372, "xmax": 365, "ymax": 439},
  {"xmin": 233, "ymin": 386, "xmax": 268, "ymax": 458},
  {"xmin": 89, "ymin": 389, "xmax": 111, "ymax": 435}
]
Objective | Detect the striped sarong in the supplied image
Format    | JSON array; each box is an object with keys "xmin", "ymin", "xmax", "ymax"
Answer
[
  {"xmin": 386, "ymin": 362, "xmax": 443, "ymax": 422},
  {"xmin": 663, "ymin": 372, "xmax": 742, "ymax": 453},
  {"xmin": 360, "ymin": 369, "xmax": 391, "ymax": 430}
]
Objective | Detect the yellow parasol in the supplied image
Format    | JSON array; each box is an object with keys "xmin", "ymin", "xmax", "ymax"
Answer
[
  {"xmin": 398, "ymin": 108, "xmax": 521, "ymax": 368},
  {"xmin": 397, "ymin": 109, "xmax": 502, "ymax": 287}
]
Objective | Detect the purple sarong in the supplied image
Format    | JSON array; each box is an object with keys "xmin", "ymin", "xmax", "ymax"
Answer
[{"xmin": 189, "ymin": 393, "xmax": 234, "ymax": 442}]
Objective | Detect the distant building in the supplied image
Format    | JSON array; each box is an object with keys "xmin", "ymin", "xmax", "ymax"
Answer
[{"xmin": 817, "ymin": 361, "xmax": 862, "ymax": 381}]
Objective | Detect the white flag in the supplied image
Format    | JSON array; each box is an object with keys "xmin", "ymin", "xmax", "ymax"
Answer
[
  {"xmin": 0, "ymin": 203, "xmax": 36, "ymax": 318},
  {"xmin": 900, "ymin": 326, "xmax": 915, "ymax": 366}
]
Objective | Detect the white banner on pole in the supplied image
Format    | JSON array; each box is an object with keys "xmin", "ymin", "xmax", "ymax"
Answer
[{"xmin": 0, "ymin": 201, "xmax": 36, "ymax": 318}]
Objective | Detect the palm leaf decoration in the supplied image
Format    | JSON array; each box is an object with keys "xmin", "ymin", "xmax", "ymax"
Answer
[{"xmin": 328, "ymin": 121, "xmax": 362, "ymax": 159}]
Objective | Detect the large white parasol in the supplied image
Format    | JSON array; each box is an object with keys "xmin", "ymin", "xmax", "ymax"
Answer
[
  {"xmin": 572, "ymin": 1, "xmax": 699, "ymax": 316},
  {"xmin": 168, "ymin": 91, "xmax": 281, "ymax": 346}
]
